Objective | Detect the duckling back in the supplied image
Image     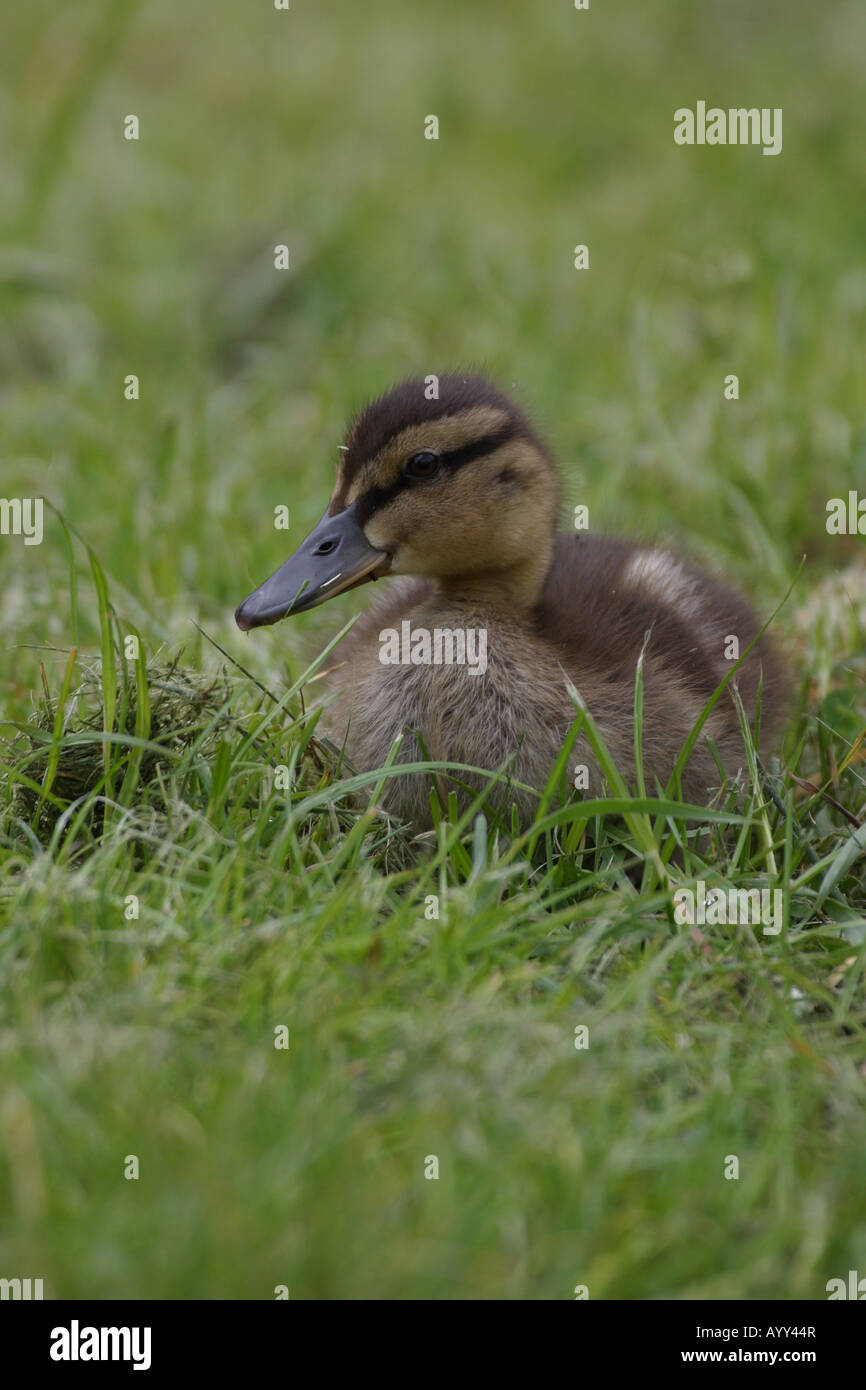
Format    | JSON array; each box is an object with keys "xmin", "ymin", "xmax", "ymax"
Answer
[
  {"xmin": 534, "ymin": 532, "xmax": 788, "ymax": 796},
  {"xmin": 322, "ymin": 533, "xmax": 787, "ymax": 829}
]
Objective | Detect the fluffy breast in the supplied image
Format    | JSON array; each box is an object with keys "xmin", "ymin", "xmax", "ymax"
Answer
[
  {"xmin": 322, "ymin": 586, "xmax": 576, "ymax": 827},
  {"xmin": 319, "ymin": 538, "xmax": 788, "ymax": 830}
]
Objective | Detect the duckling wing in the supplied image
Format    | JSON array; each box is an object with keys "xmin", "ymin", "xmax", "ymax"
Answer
[{"xmin": 533, "ymin": 532, "xmax": 788, "ymax": 748}]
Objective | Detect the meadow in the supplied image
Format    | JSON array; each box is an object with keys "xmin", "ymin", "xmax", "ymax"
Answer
[{"xmin": 1, "ymin": 0, "xmax": 865, "ymax": 1298}]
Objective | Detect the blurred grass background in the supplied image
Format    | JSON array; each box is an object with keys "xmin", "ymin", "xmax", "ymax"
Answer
[
  {"xmin": 2, "ymin": 0, "xmax": 864, "ymax": 666},
  {"xmin": 1, "ymin": 0, "xmax": 865, "ymax": 1299}
]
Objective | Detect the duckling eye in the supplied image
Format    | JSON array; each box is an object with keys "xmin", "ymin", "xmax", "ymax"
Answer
[{"xmin": 404, "ymin": 450, "xmax": 440, "ymax": 481}]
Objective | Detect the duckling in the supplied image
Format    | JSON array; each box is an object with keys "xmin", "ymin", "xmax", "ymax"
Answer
[{"xmin": 235, "ymin": 374, "xmax": 787, "ymax": 829}]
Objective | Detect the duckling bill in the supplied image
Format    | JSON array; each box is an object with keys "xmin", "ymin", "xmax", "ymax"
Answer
[
  {"xmin": 235, "ymin": 502, "xmax": 391, "ymax": 624},
  {"xmin": 235, "ymin": 373, "xmax": 787, "ymax": 828}
]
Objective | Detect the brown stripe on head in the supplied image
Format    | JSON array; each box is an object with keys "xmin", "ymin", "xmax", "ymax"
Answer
[
  {"xmin": 346, "ymin": 405, "xmax": 515, "ymax": 505},
  {"xmin": 327, "ymin": 374, "xmax": 551, "ymax": 515}
]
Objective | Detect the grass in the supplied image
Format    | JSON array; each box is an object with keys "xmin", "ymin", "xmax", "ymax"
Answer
[{"xmin": 1, "ymin": 0, "xmax": 865, "ymax": 1299}]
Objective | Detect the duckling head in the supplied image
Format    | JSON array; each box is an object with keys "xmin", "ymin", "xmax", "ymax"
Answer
[{"xmin": 235, "ymin": 373, "xmax": 559, "ymax": 630}]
